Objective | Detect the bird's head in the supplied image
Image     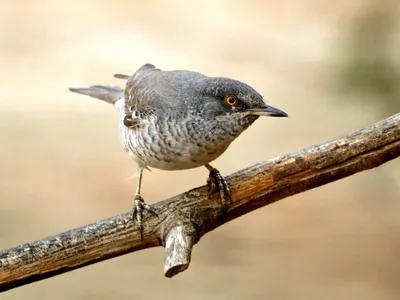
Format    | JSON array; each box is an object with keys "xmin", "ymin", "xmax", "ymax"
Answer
[{"xmin": 194, "ymin": 76, "xmax": 287, "ymax": 136}]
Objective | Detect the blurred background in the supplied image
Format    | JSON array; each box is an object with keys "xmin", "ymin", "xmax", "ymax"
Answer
[{"xmin": 0, "ymin": 0, "xmax": 399, "ymax": 299}]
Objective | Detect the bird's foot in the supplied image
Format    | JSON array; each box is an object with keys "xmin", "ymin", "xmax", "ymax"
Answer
[
  {"xmin": 207, "ymin": 168, "xmax": 232, "ymax": 214},
  {"xmin": 132, "ymin": 194, "xmax": 158, "ymax": 239}
]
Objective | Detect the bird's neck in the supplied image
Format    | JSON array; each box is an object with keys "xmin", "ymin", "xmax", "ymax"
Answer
[{"xmin": 205, "ymin": 114, "xmax": 259, "ymax": 141}]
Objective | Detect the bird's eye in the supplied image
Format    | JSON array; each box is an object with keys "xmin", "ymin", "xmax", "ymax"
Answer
[{"xmin": 225, "ymin": 95, "xmax": 238, "ymax": 106}]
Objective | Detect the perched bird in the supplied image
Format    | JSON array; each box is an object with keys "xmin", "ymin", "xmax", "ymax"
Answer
[{"xmin": 69, "ymin": 63, "xmax": 287, "ymax": 235}]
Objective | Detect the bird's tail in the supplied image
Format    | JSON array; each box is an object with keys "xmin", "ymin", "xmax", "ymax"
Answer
[{"xmin": 68, "ymin": 85, "xmax": 124, "ymax": 105}]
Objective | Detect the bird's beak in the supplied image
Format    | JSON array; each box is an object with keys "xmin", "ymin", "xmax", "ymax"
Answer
[{"xmin": 248, "ymin": 104, "xmax": 288, "ymax": 117}]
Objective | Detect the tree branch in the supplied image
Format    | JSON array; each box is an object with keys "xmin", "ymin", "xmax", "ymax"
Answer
[{"xmin": 1, "ymin": 113, "xmax": 399, "ymax": 292}]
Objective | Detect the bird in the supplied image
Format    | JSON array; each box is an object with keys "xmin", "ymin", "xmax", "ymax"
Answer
[{"xmin": 69, "ymin": 63, "xmax": 288, "ymax": 236}]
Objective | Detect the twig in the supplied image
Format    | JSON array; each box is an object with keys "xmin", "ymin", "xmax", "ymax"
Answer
[
  {"xmin": 0, "ymin": 113, "xmax": 399, "ymax": 293},
  {"xmin": 164, "ymin": 222, "xmax": 198, "ymax": 277}
]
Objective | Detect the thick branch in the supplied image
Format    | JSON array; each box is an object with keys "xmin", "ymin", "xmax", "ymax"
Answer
[{"xmin": 0, "ymin": 113, "xmax": 399, "ymax": 292}]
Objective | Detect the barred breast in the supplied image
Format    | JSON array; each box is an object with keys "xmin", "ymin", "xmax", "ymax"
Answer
[
  {"xmin": 118, "ymin": 117, "xmax": 234, "ymax": 170},
  {"xmin": 115, "ymin": 100, "xmax": 234, "ymax": 170}
]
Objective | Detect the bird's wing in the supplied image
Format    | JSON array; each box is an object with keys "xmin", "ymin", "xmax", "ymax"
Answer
[
  {"xmin": 114, "ymin": 64, "xmax": 205, "ymax": 128},
  {"xmin": 117, "ymin": 64, "xmax": 188, "ymax": 128},
  {"xmin": 113, "ymin": 64, "xmax": 162, "ymax": 120}
]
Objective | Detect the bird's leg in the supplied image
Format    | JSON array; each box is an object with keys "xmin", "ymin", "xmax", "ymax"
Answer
[
  {"xmin": 205, "ymin": 164, "xmax": 232, "ymax": 213},
  {"xmin": 132, "ymin": 166, "xmax": 158, "ymax": 239}
]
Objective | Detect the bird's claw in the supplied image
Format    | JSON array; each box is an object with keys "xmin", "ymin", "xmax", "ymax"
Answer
[
  {"xmin": 207, "ymin": 168, "xmax": 232, "ymax": 214},
  {"xmin": 132, "ymin": 194, "xmax": 158, "ymax": 239}
]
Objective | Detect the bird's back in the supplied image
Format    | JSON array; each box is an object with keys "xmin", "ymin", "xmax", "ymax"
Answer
[{"xmin": 123, "ymin": 64, "xmax": 207, "ymax": 121}]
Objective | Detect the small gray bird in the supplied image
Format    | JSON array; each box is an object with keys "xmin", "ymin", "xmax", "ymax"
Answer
[{"xmin": 69, "ymin": 63, "xmax": 287, "ymax": 234}]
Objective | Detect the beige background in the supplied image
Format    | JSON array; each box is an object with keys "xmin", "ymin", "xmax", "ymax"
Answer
[{"xmin": 1, "ymin": 0, "xmax": 399, "ymax": 299}]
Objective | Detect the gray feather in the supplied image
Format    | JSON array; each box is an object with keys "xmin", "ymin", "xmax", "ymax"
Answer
[
  {"xmin": 124, "ymin": 64, "xmax": 209, "ymax": 120},
  {"xmin": 68, "ymin": 85, "xmax": 123, "ymax": 104},
  {"xmin": 114, "ymin": 64, "xmax": 160, "ymax": 81},
  {"xmin": 114, "ymin": 74, "xmax": 129, "ymax": 80}
]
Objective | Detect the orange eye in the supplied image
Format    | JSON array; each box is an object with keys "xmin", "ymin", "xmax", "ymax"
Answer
[{"xmin": 225, "ymin": 95, "xmax": 238, "ymax": 106}]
